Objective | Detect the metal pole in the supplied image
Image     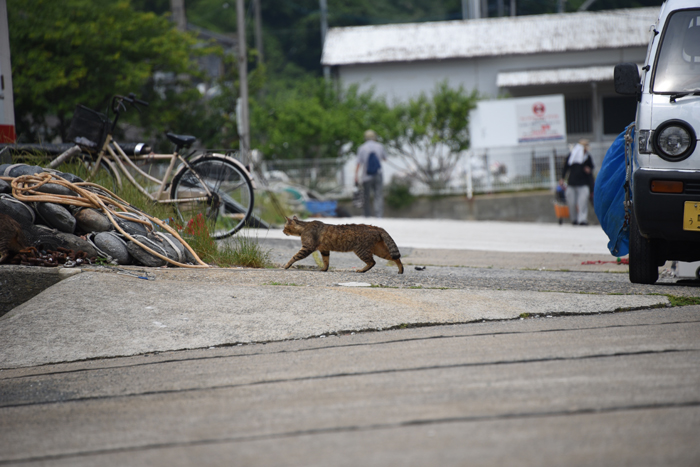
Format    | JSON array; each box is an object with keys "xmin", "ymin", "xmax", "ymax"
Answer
[
  {"xmin": 591, "ymin": 82, "xmax": 602, "ymax": 143},
  {"xmin": 236, "ymin": 0, "xmax": 250, "ymax": 163},
  {"xmin": 510, "ymin": 0, "xmax": 516, "ymax": 16},
  {"xmin": 254, "ymin": 0, "xmax": 263, "ymax": 65},
  {"xmin": 461, "ymin": 0, "xmax": 469, "ymax": 19},
  {"xmin": 320, "ymin": 0, "xmax": 330, "ymax": 79},
  {"xmin": 549, "ymin": 149, "xmax": 557, "ymax": 191},
  {"xmin": 471, "ymin": 0, "xmax": 481, "ymax": 20}
]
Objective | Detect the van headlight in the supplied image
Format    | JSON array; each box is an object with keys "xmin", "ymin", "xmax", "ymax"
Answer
[{"xmin": 653, "ymin": 120, "xmax": 696, "ymax": 161}]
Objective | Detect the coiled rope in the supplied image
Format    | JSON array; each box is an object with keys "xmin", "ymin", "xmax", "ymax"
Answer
[{"xmin": 5, "ymin": 172, "xmax": 209, "ymax": 268}]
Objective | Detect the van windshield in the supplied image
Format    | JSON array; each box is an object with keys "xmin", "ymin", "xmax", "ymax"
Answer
[{"xmin": 652, "ymin": 9, "xmax": 700, "ymax": 93}]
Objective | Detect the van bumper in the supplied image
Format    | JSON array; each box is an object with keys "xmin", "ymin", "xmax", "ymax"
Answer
[{"xmin": 633, "ymin": 168, "xmax": 700, "ymax": 243}]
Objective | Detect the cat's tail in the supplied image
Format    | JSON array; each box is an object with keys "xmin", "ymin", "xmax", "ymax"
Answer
[{"xmin": 379, "ymin": 230, "xmax": 401, "ymax": 260}]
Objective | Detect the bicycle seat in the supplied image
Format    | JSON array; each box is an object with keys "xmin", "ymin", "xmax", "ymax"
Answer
[{"xmin": 166, "ymin": 133, "xmax": 196, "ymax": 149}]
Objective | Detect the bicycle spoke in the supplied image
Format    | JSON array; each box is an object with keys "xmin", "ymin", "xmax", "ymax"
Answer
[{"xmin": 171, "ymin": 156, "xmax": 254, "ymax": 239}]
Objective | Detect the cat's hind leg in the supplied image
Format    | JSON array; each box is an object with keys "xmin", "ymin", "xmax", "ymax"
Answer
[
  {"xmin": 284, "ymin": 247, "xmax": 315, "ymax": 269},
  {"xmin": 320, "ymin": 250, "xmax": 330, "ymax": 271},
  {"xmin": 354, "ymin": 248, "xmax": 376, "ymax": 273}
]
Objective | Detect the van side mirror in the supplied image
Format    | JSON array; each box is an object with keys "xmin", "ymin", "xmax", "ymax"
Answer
[{"xmin": 614, "ymin": 63, "xmax": 641, "ymax": 99}]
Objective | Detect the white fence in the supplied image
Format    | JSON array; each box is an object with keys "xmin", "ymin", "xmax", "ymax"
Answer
[{"xmin": 261, "ymin": 141, "xmax": 610, "ymax": 199}]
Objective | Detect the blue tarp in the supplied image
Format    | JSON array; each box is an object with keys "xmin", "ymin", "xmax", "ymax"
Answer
[
  {"xmin": 305, "ymin": 200, "xmax": 338, "ymax": 217},
  {"xmin": 594, "ymin": 125, "xmax": 634, "ymax": 257}
]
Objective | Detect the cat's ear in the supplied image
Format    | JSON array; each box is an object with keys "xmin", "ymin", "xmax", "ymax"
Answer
[
  {"xmin": 292, "ymin": 215, "xmax": 299, "ymax": 220},
  {"xmin": 285, "ymin": 216, "xmax": 291, "ymax": 222}
]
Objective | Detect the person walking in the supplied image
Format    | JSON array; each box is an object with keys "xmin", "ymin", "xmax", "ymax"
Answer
[
  {"xmin": 355, "ymin": 129, "xmax": 387, "ymax": 218},
  {"xmin": 560, "ymin": 139, "xmax": 594, "ymax": 225}
]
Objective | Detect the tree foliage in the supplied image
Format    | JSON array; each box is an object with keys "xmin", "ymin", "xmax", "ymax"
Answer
[
  {"xmin": 383, "ymin": 82, "xmax": 479, "ymax": 190},
  {"xmin": 8, "ymin": 0, "xmax": 212, "ymax": 144},
  {"xmin": 250, "ymin": 78, "xmax": 395, "ymax": 160}
]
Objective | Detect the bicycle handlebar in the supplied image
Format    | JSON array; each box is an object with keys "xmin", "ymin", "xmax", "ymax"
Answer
[
  {"xmin": 111, "ymin": 94, "xmax": 149, "ymax": 114},
  {"xmin": 127, "ymin": 92, "xmax": 150, "ymax": 107}
]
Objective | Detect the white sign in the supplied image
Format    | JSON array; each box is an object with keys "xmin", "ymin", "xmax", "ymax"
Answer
[
  {"xmin": 515, "ymin": 98, "xmax": 566, "ymax": 144},
  {"xmin": 470, "ymin": 95, "xmax": 566, "ymax": 149}
]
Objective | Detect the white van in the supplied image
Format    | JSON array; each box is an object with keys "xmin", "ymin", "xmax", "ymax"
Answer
[{"xmin": 614, "ymin": 0, "xmax": 700, "ymax": 284}]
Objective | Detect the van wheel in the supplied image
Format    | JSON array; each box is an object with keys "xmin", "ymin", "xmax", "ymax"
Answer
[{"xmin": 629, "ymin": 210, "xmax": 659, "ymax": 284}]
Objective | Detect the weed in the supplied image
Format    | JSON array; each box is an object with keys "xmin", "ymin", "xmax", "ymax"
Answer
[
  {"xmin": 216, "ymin": 229, "xmax": 273, "ymax": 268},
  {"xmin": 665, "ymin": 295, "xmax": 700, "ymax": 307}
]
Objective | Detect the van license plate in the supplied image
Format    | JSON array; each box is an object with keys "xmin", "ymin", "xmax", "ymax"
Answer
[{"xmin": 683, "ymin": 202, "xmax": 700, "ymax": 231}]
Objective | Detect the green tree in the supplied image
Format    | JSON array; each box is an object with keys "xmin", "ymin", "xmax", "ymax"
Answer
[
  {"xmin": 383, "ymin": 81, "xmax": 479, "ymax": 191},
  {"xmin": 8, "ymin": 0, "xmax": 213, "ymax": 144},
  {"xmin": 250, "ymin": 78, "xmax": 395, "ymax": 160}
]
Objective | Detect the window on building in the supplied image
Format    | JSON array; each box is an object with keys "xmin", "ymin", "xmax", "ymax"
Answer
[
  {"xmin": 565, "ymin": 98, "xmax": 592, "ymax": 134},
  {"xmin": 603, "ymin": 96, "xmax": 637, "ymax": 135}
]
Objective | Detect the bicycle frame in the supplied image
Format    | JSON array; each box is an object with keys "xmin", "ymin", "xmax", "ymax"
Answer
[
  {"xmin": 91, "ymin": 134, "xmax": 215, "ymax": 206},
  {"xmin": 56, "ymin": 94, "xmax": 257, "ymax": 239}
]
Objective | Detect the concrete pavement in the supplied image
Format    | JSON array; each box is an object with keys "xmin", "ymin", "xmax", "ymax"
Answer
[
  {"xmin": 2, "ymin": 217, "xmax": 700, "ymax": 465},
  {"xmin": 0, "ymin": 268, "xmax": 667, "ymax": 368},
  {"xmin": 1, "ymin": 308, "xmax": 699, "ymax": 466},
  {"xmin": 0, "ymin": 217, "xmax": 673, "ymax": 369}
]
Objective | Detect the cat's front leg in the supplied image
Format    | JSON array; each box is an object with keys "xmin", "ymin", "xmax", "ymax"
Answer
[
  {"xmin": 320, "ymin": 250, "xmax": 330, "ymax": 271},
  {"xmin": 284, "ymin": 247, "xmax": 314, "ymax": 269}
]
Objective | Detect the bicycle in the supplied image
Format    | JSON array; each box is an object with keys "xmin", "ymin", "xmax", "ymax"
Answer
[{"xmin": 51, "ymin": 94, "xmax": 255, "ymax": 239}]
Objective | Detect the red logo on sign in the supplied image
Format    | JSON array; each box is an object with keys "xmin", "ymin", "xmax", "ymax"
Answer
[{"xmin": 533, "ymin": 103, "xmax": 545, "ymax": 116}]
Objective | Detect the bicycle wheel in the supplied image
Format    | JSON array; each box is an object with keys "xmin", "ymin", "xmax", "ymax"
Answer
[{"xmin": 170, "ymin": 155, "xmax": 254, "ymax": 239}]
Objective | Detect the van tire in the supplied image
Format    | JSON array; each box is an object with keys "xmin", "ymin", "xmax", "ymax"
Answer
[{"xmin": 629, "ymin": 210, "xmax": 659, "ymax": 284}]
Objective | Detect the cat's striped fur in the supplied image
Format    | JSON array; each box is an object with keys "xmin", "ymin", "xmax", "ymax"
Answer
[{"xmin": 283, "ymin": 216, "xmax": 403, "ymax": 274}]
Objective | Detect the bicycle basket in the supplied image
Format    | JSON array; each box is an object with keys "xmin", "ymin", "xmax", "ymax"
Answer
[{"xmin": 66, "ymin": 105, "xmax": 108, "ymax": 151}]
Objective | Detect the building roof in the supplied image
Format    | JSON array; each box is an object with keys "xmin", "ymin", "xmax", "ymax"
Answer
[
  {"xmin": 321, "ymin": 7, "xmax": 659, "ymax": 66},
  {"xmin": 496, "ymin": 64, "xmax": 641, "ymax": 87}
]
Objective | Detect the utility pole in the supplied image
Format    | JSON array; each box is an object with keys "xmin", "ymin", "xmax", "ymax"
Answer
[
  {"xmin": 236, "ymin": 0, "xmax": 250, "ymax": 164},
  {"xmin": 253, "ymin": 0, "xmax": 263, "ymax": 65},
  {"xmin": 170, "ymin": 0, "xmax": 187, "ymax": 31},
  {"xmin": 320, "ymin": 0, "xmax": 330, "ymax": 79}
]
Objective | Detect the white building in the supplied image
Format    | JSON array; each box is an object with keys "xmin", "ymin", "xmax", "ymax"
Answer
[{"xmin": 322, "ymin": 7, "xmax": 659, "ymax": 145}]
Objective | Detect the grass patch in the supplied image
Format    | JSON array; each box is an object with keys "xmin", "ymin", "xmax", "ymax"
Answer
[
  {"xmin": 665, "ymin": 295, "xmax": 700, "ymax": 307},
  {"xmin": 216, "ymin": 232, "xmax": 273, "ymax": 268}
]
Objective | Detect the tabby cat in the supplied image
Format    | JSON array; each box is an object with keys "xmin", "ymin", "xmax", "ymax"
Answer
[{"xmin": 282, "ymin": 216, "xmax": 403, "ymax": 274}]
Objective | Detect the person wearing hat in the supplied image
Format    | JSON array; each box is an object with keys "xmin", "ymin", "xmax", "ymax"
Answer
[
  {"xmin": 560, "ymin": 139, "xmax": 594, "ymax": 225},
  {"xmin": 355, "ymin": 129, "xmax": 387, "ymax": 218}
]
